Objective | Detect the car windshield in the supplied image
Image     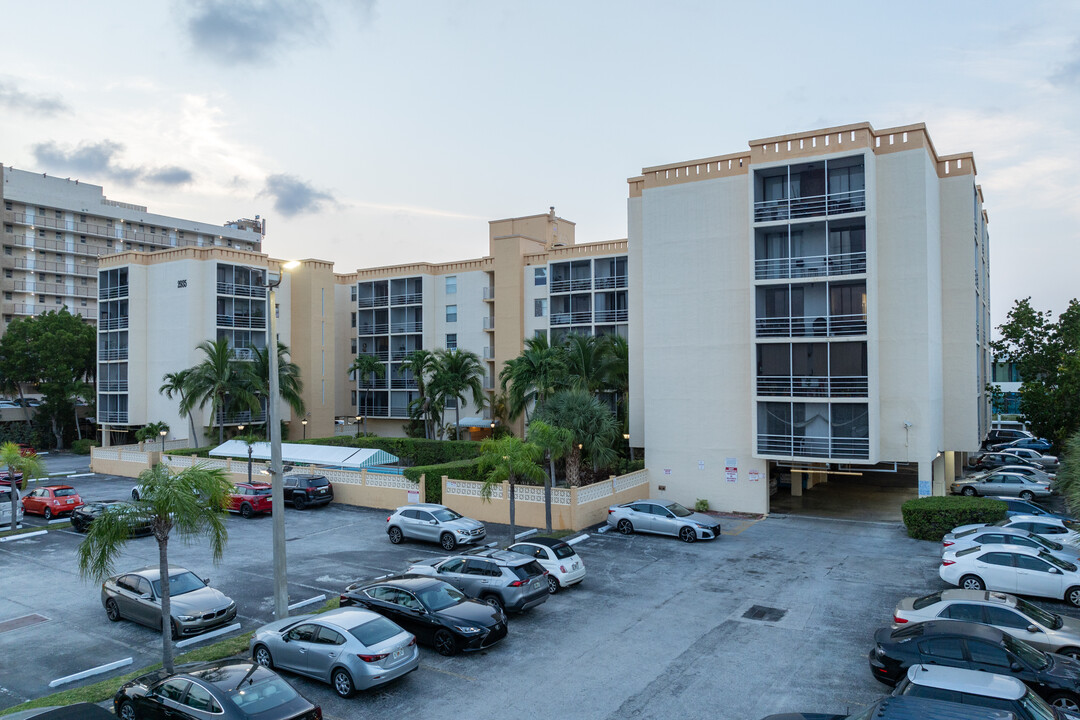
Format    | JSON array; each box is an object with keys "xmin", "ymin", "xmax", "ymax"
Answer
[
  {"xmin": 250, "ymin": 487, "xmax": 271, "ymax": 496},
  {"xmin": 1026, "ymin": 533, "xmax": 1062, "ymax": 551},
  {"xmin": 417, "ymin": 584, "xmax": 466, "ymax": 611},
  {"xmin": 955, "ymin": 528, "xmax": 982, "ymax": 538},
  {"xmin": 226, "ymin": 676, "xmax": 298, "ymax": 715},
  {"xmin": 151, "ymin": 571, "xmax": 205, "ymax": 597},
  {"xmin": 348, "ymin": 616, "xmax": 402, "ymax": 646},
  {"xmin": 1003, "ymin": 633, "xmax": 1050, "ymax": 670},
  {"xmin": 1019, "ymin": 686, "xmax": 1057, "ymax": 720},
  {"xmin": 304, "ymin": 477, "xmax": 329, "ymax": 488},
  {"xmin": 911, "ymin": 591, "xmax": 942, "ymax": 610},
  {"xmin": 1040, "ymin": 551, "xmax": 1078, "ymax": 572},
  {"xmin": 431, "ymin": 508, "xmax": 462, "ymax": 522},
  {"xmin": 53, "ymin": 488, "xmax": 78, "ymax": 497},
  {"xmin": 666, "ymin": 502, "xmax": 693, "ymax": 517},
  {"xmin": 1014, "ymin": 596, "xmax": 1063, "ymax": 630},
  {"xmin": 1065, "ymin": 520, "xmax": 1080, "ymax": 533},
  {"xmin": 552, "ymin": 544, "xmax": 575, "ymax": 559}
]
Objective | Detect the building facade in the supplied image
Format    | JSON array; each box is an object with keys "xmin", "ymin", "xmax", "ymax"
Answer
[{"xmin": 627, "ymin": 122, "xmax": 990, "ymax": 513}]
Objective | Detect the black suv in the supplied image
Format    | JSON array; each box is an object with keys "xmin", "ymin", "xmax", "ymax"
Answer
[
  {"xmin": 282, "ymin": 474, "xmax": 333, "ymax": 510},
  {"xmin": 984, "ymin": 428, "xmax": 1034, "ymax": 450}
]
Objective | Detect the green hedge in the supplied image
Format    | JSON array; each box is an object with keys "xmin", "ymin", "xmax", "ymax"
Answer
[
  {"xmin": 404, "ymin": 458, "xmax": 487, "ymax": 504},
  {"xmin": 166, "ymin": 447, "xmax": 212, "ymax": 457},
  {"xmin": 71, "ymin": 439, "xmax": 100, "ymax": 455},
  {"xmin": 901, "ymin": 496, "xmax": 1008, "ymax": 541},
  {"xmin": 299, "ymin": 436, "xmax": 480, "ymax": 467}
]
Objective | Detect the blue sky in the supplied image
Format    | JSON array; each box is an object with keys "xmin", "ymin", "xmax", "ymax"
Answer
[{"xmin": 1, "ymin": 1, "xmax": 1077, "ymax": 325}]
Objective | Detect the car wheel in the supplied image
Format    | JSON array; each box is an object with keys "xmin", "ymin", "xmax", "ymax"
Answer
[
  {"xmin": 105, "ymin": 598, "xmax": 121, "ymax": 622},
  {"xmin": 440, "ymin": 533, "xmax": 457, "ymax": 551},
  {"xmin": 547, "ymin": 575, "xmax": 560, "ymax": 594},
  {"xmin": 482, "ymin": 594, "xmax": 504, "ymax": 613},
  {"xmin": 170, "ymin": 620, "xmax": 180, "ymax": 640},
  {"xmin": 1050, "ymin": 694, "xmax": 1080, "ymax": 713},
  {"xmin": 960, "ymin": 575, "xmax": 985, "ymax": 591},
  {"xmin": 1020, "ymin": 491, "xmax": 1035, "ymax": 501},
  {"xmin": 131, "ymin": 488, "xmax": 140, "ymax": 501},
  {"xmin": 117, "ymin": 701, "xmax": 136, "ymax": 720},
  {"xmin": 253, "ymin": 644, "xmax": 274, "ymax": 668},
  {"xmin": 332, "ymin": 668, "xmax": 354, "ymax": 698},
  {"xmin": 388, "ymin": 526, "xmax": 404, "ymax": 544},
  {"xmin": 1067, "ymin": 587, "xmax": 1080, "ymax": 608},
  {"xmin": 240, "ymin": 503, "xmax": 254, "ymax": 518},
  {"xmin": 292, "ymin": 494, "xmax": 307, "ymax": 510},
  {"xmin": 43, "ymin": 507, "xmax": 52, "ymax": 520},
  {"xmin": 961, "ymin": 487, "xmax": 976, "ymax": 496},
  {"xmin": 678, "ymin": 526, "xmax": 697, "ymax": 543},
  {"xmin": 433, "ymin": 629, "xmax": 458, "ymax": 656},
  {"xmin": 616, "ymin": 519, "xmax": 634, "ymax": 535},
  {"xmin": 1059, "ymin": 647, "xmax": 1080, "ymax": 661}
]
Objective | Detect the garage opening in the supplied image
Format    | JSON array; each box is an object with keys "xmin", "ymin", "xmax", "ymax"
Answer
[{"xmin": 767, "ymin": 461, "xmax": 919, "ymax": 521}]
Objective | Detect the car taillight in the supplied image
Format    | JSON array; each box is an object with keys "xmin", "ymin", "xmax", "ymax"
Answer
[
  {"xmin": 339, "ymin": 594, "xmax": 350, "ymax": 605},
  {"xmin": 559, "ymin": 565, "xmax": 567, "ymax": 573},
  {"xmin": 942, "ymin": 559, "xmax": 955, "ymax": 566},
  {"xmin": 607, "ymin": 508, "xmax": 615, "ymax": 514},
  {"xmin": 386, "ymin": 516, "xmax": 392, "ymax": 522},
  {"xmin": 942, "ymin": 541, "xmax": 954, "ymax": 547},
  {"xmin": 313, "ymin": 708, "xmax": 322, "ymax": 720},
  {"xmin": 358, "ymin": 652, "xmax": 388, "ymax": 662},
  {"xmin": 509, "ymin": 580, "xmax": 525, "ymax": 587},
  {"xmin": 894, "ymin": 615, "xmax": 908, "ymax": 624},
  {"xmin": 408, "ymin": 637, "xmax": 416, "ymax": 646}
]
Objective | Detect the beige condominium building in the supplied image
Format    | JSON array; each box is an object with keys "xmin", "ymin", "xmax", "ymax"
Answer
[
  {"xmin": 627, "ymin": 122, "xmax": 990, "ymax": 514},
  {"xmin": 0, "ymin": 164, "xmax": 263, "ymax": 335}
]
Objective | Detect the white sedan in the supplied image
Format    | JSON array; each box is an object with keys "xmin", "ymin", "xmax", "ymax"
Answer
[
  {"xmin": 942, "ymin": 525, "xmax": 1080, "ymax": 563},
  {"xmin": 945, "ymin": 515, "xmax": 1080, "ymax": 548},
  {"xmin": 506, "ymin": 537, "xmax": 586, "ymax": 594},
  {"xmin": 940, "ymin": 543, "xmax": 1080, "ymax": 607}
]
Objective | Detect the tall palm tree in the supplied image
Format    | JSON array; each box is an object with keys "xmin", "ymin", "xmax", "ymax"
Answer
[
  {"xmin": 348, "ymin": 354, "xmax": 386, "ymax": 436},
  {"xmin": 182, "ymin": 339, "xmax": 259, "ymax": 446},
  {"xmin": 499, "ymin": 335, "xmax": 568, "ymax": 423},
  {"xmin": 600, "ymin": 333, "xmax": 630, "ymax": 428},
  {"xmin": 77, "ymin": 462, "xmax": 231, "ymax": 673},
  {"xmin": 534, "ymin": 389, "xmax": 620, "ymax": 486},
  {"xmin": 245, "ymin": 342, "xmax": 306, "ymax": 436},
  {"xmin": 2, "ymin": 441, "xmax": 45, "ymax": 532},
  {"xmin": 400, "ymin": 349, "xmax": 437, "ymax": 439},
  {"xmin": 430, "ymin": 349, "xmax": 486, "ymax": 438},
  {"xmin": 160, "ymin": 369, "xmax": 199, "ymax": 448},
  {"xmin": 527, "ymin": 419, "xmax": 573, "ymax": 533},
  {"xmin": 562, "ymin": 332, "xmax": 613, "ymax": 395},
  {"xmin": 478, "ymin": 435, "xmax": 545, "ymax": 543}
]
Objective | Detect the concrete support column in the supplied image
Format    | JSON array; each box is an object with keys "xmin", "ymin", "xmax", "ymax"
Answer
[
  {"xmin": 806, "ymin": 469, "xmax": 828, "ymax": 489},
  {"xmin": 944, "ymin": 451, "xmax": 957, "ymax": 483},
  {"xmin": 791, "ymin": 470, "xmax": 803, "ymax": 496},
  {"xmin": 934, "ymin": 455, "xmax": 946, "ymax": 497}
]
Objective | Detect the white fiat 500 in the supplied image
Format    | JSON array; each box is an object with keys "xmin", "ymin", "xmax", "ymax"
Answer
[
  {"xmin": 940, "ymin": 543, "xmax": 1080, "ymax": 607},
  {"xmin": 506, "ymin": 537, "xmax": 586, "ymax": 594}
]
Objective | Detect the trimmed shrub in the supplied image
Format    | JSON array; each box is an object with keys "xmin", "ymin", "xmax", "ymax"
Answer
[
  {"xmin": 166, "ymin": 447, "xmax": 212, "ymax": 458},
  {"xmin": 300, "ymin": 436, "xmax": 480, "ymax": 467},
  {"xmin": 71, "ymin": 439, "xmax": 100, "ymax": 455},
  {"xmin": 901, "ymin": 496, "xmax": 1008, "ymax": 541},
  {"xmin": 404, "ymin": 457, "xmax": 487, "ymax": 505}
]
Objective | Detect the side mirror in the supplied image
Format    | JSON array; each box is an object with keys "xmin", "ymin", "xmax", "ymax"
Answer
[
  {"xmin": 139, "ymin": 593, "xmax": 152, "ymax": 601},
  {"xmin": 1050, "ymin": 568, "xmax": 1062, "ymax": 575},
  {"xmin": 429, "ymin": 520, "xmax": 438, "ymax": 525},
  {"xmin": 201, "ymin": 577, "xmax": 210, "ymax": 585},
  {"xmin": 282, "ymin": 635, "xmax": 291, "ymax": 643},
  {"xmin": 1027, "ymin": 625, "xmax": 1039, "ymax": 633},
  {"xmin": 1010, "ymin": 662, "xmax": 1022, "ymax": 672}
]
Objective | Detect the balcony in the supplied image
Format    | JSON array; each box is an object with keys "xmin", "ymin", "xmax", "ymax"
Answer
[
  {"xmin": 216, "ymin": 314, "xmax": 266, "ymax": 329},
  {"xmin": 357, "ymin": 295, "xmax": 389, "ymax": 309},
  {"xmin": 216, "ymin": 282, "xmax": 266, "ymax": 298},
  {"xmin": 358, "ymin": 324, "xmax": 389, "ymax": 335},
  {"xmin": 359, "ymin": 378, "xmax": 389, "ymax": 389},
  {"xmin": 390, "ymin": 378, "xmax": 417, "ymax": 389},
  {"xmin": 594, "ymin": 309, "xmax": 628, "ymax": 323},
  {"xmin": 98, "ymin": 411, "xmax": 128, "ymax": 423},
  {"xmin": 483, "ymin": 346, "xmax": 495, "ymax": 360},
  {"xmin": 390, "ymin": 292, "xmax": 422, "ymax": 306},
  {"xmin": 754, "ymin": 189, "xmax": 866, "ymax": 223},
  {"xmin": 222, "ymin": 410, "xmax": 266, "ymax": 425},
  {"xmin": 99, "ymin": 316, "xmax": 129, "ymax": 330},
  {"xmin": 482, "ymin": 287, "xmax": 495, "ymax": 301},
  {"xmin": 756, "ymin": 313, "xmax": 866, "ymax": 338},
  {"xmin": 755, "ymin": 252, "xmax": 866, "ymax": 281},
  {"xmin": 593, "ymin": 275, "xmax": 628, "ymax": 290},
  {"xmin": 234, "ymin": 347, "xmax": 264, "ymax": 361},
  {"xmin": 357, "ymin": 404, "xmax": 390, "ymax": 418},
  {"xmin": 98, "ymin": 381, "xmax": 128, "ymax": 392},
  {"xmin": 550, "ymin": 278, "xmax": 592, "ymax": 294},
  {"xmin": 757, "ymin": 434, "xmax": 869, "ymax": 460},
  {"xmin": 551, "ymin": 310, "xmax": 594, "ymax": 326},
  {"xmin": 98, "ymin": 347, "xmax": 129, "ymax": 361},
  {"xmin": 390, "ymin": 321, "xmax": 422, "ymax": 334},
  {"xmin": 483, "ymin": 317, "xmax": 495, "ymax": 331},
  {"xmin": 99, "ymin": 284, "xmax": 129, "ymax": 300},
  {"xmin": 756, "ymin": 375, "xmax": 869, "ymax": 398}
]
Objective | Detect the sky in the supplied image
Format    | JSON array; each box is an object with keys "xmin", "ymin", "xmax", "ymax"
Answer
[{"xmin": 1, "ymin": 1, "xmax": 1077, "ymax": 327}]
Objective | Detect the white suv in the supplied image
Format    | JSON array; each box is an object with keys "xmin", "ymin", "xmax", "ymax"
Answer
[{"xmin": 386, "ymin": 503, "xmax": 486, "ymax": 551}]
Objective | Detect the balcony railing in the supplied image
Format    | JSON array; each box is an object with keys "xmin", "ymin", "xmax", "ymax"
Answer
[
  {"xmin": 755, "ymin": 313, "xmax": 867, "ymax": 338},
  {"xmin": 98, "ymin": 347, "xmax": 129, "ymax": 361},
  {"xmin": 357, "ymin": 295, "xmax": 388, "ymax": 309},
  {"xmin": 754, "ymin": 189, "xmax": 866, "ymax": 223},
  {"xmin": 549, "ymin": 278, "xmax": 593, "ymax": 294},
  {"xmin": 594, "ymin": 309, "xmax": 629, "ymax": 323},
  {"xmin": 359, "ymin": 378, "xmax": 388, "ymax": 389},
  {"xmin": 390, "ymin": 405, "xmax": 411, "ymax": 418},
  {"xmin": 216, "ymin": 282, "xmax": 266, "ymax": 298},
  {"xmin": 551, "ymin": 311, "xmax": 594, "ymax": 326},
  {"xmin": 98, "ymin": 381, "xmax": 128, "ymax": 392},
  {"xmin": 99, "ymin": 316, "xmax": 129, "ymax": 330},
  {"xmin": 593, "ymin": 275, "xmax": 628, "ymax": 290},
  {"xmin": 483, "ymin": 317, "xmax": 495, "ymax": 330},
  {"xmin": 482, "ymin": 287, "xmax": 495, "ymax": 301},
  {"xmin": 222, "ymin": 411, "xmax": 266, "ymax": 425},
  {"xmin": 484, "ymin": 346, "xmax": 495, "ymax": 360},
  {"xmin": 234, "ymin": 347, "xmax": 264, "ymax": 361},
  {"xmin": 756, "ymin": 375, "xmax": 869, "ymax": 398},
  {"xmin": 216, "ymin": 314, "xmax": 266, "ymax": 329},
  {"xmin": 390, "ymin": 322, "xmax": 422, "ymax": 334},
  {"xmin": 390, "ymin": 292, "xmax": 422, "ymax": 306},
  {"xmin": 757, "ymin": 433, "xmax": 869, "ymax": 459},
  {"xmin": 358, "ymin": 324, "xmax": 389, "ymax": 335},
  {"xmin": 390, "ymin": 378, "xmax": 417, "ymax": 389},
  {"xmin": 391, "ymin": 349, "xmax": 414, "ymax": 361},
  {"xmin": 99, "ymin": 284, "xmax": 129, "ymax": 300},
  {"xmin": 98, "ymin": 411, "xmax": 128, "ymax": 423},
  {"xmin": 357, "ymin": 405, "xmax": 390, "ymax": 417},
  {"xmin": 754, "ymin": 252, "xmax": 867, "ymax": 281}
]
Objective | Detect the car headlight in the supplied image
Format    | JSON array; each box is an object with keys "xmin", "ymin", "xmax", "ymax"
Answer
[
  {"xmin": 454, "ymin": 625, "xmax": 481, "ymax": 634},
  {"xmin": 693, "ymin": 523, "xmax": 708, "ymax": 529},
  {"xmin": 455, "ymin": 529, "xmax": 471, "ymax": 535},
  {"xmin": 176, "ymin": 615, "xmax": 197, "ymax": 622}
]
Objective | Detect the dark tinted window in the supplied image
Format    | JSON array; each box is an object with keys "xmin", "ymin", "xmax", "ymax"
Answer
[
  {"xmin": 155, "ymin": 678, "xmax": 189, "ymax": 701},
  {"xmin": 966, "ymin": 641, "xmax": 1010, "ymax": 668},
  {"xmin": 956, "ymin": 546, "xmax": 982, "ymax": 557},
  {"xmin": 184, "ymin": 682, "xmax": 219, "ymax": 712},
  {"xmin": 226, "ymin": 677, "xmax": 298, "ymax": 714},
  {"xmin": 416, "ymin": 511, "xmax": 436, "ymax": 522},
  {"xmin": 348, "ymin": 616, "xmax": 402, "ymax": 646},
  {"xmin": 399, "ymin": 509, "xmax": 419, "ymax": 520},
  {"xmin": 986, "ymin": 606, "xmax": 1030, "ymax": 630},
  {"xmin": 316, "ymin": 626, "xmax": 346, "ymax": 645},
  {"xmin": 920, "ymin": 638, "xmax": 966, "ymax": 660},
  {"xmin": 551, "ymin": 543, "xmax": 575, "ymax": 559},
  {"xmin": 438, "ymin": 558, "xmax": 466, "ymax": 574},
  {"xmin": 53, "ymin": 488, "xmax": 78, "ymax": 497},
  {"xmin": 941, "ymin": 604, "xmax": 985, "ymax": 622},
  {"xmin": 912, "ymin": 592, "xmax": 943, "ymax": 610},
  {"xmin": 464, "ymin": 559, "xmax": 495, "ymax": 576},
  {"xmin": 980, "ymin": 552, "xmax": 1015, "ymax": 567},
  {"xmin": 303, "ymin": 476, "xmax": 329, "ymax": 488},
  {"xmin": 1015, "ymin": 555, "xmax": 1051, "ymax": 572},
  {"xmin": 510, "ymin": 561, "xmax": 545, "ymax": 580},
  {"xmin": 117, "ymin": 575, "xmax": 140, "ymax": 592},
  {"xmin": 251, "ymin": 486, "xmax": 271, "ymax": 496},
  {"xmin": 900, "ymin": 684, "xmax": 960, "ymax": 702},
  {"xmin": 285, "ymin": 623, "xmax": 318, "ymax": 642}
]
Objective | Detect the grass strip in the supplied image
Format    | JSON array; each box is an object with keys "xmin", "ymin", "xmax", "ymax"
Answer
[
  {"xmin": 0, "ymin": 597, "xmax": 340, "ymax": 715},
  {"xmin": 0, "ymin": 521, "xmax": 71, "ymax": 539}
]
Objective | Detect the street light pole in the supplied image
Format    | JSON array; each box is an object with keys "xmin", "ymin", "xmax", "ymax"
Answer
[
  {"xmin": 159, "ymin": 430, "xmax": 167, "ymax": 453},
  {"xmin": 301, "ymin": 418, "xmax": 308, "ymax": 440},
  {"xmin": 355, "ymin": 415, "xmax": 361, "ymax": 439}
]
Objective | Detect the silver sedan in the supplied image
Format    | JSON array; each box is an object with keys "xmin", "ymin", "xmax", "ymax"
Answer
[
  {"xmin": 950, "ymin": 470, "xmax": 1053, "ymax": 499},
  {"xmin": 941, "ymin": 525, "xmax": 1080, "ymax": 563},
  {"xmin": 250, "ymin": 607, "xmax": 419, "ymax": 697},
  {"xmin": 892, "ymin": 588, "xmax": 1080, "ymax": 659},
  {"xmin": 606, "ymin": 499, "xmax": 721, "ymax": 542},
  {"xmin": 101, "ymin": 566, "xmax": 236, "ymax": 639}
]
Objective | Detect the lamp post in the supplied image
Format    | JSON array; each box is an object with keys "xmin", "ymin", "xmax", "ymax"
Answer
[
  {"xmin": 266, "ymin": 260, "xmax": 299, "ymax": 620},
  {"xmin": 159, "ymin": 429, "xmax": 167, "ymax": 453},
  {"xmin": 301, "ymin": 418, "xmax": 308, "ymax": 440},
  {"xmin": 355, "ymin": 415, "xmax": 362, "ymax": 438},
  {"xmin": 623, "ymin": 433, "xmax": 635, "ymax": 462}
]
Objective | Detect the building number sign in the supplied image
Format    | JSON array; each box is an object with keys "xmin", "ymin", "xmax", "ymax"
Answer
[{"xmin": 177, "ymin": 279, "xmax": 187, "ymax": 288}]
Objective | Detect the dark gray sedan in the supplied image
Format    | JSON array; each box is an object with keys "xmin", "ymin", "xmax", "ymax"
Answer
[
  {"xmin": 606, "ymin": 499, "xmax": 721, "ymax": 542},
  {"xmin": 101, "ymin": 566, "xmax": 236, "ymax": 639}
]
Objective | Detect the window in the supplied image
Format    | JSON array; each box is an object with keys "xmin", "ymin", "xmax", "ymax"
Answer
[
  {"xmin": 966, "ymin": 641, "xmax": 1010, "ymax": 668},
  {"xmin": 351, "ymin": 312, "xmax": 356, "ymax": 328},
  {"xmin": 155, "ymin": 679, "xmax": 190, "ymax": 702},
  {"xmin": 535, "ymin": 298, "xmax": 547, "ymax": 318},
  {"xmin": 919, "ymin": 638, "xmax": 965, "ymax": 661},
  {"xmin": 1014, "ymin": 555, "xmax": 1051, "ymax": 572},
  {"xmin": 351, "ymin": 390, "xmax": 357, "ymax": 405},
  {"xmin": 985, "ymin": 607, "xmax": 1030, "ymax": 630},
  {"xmin": 446, "ymin": 334, "xmax": 457, "ymax": 350},
  {"xmin": 534, "ymin": 267, "xmax": 547, "ymax": 286},
  {"xmin": 446, "ymin": 305, "xmax": 457, "ymax": 323},
  {"xmin": 315, "ymin": 626, "xmax": 346, "ymax": 645},
  {"xmin": 445, "ymin": 276, "xmax": 457, "ymax": 294},
  {"xmin": 350, "ymin": 285, "xmax": 357, "ymax": 302},
  {"xmin": 351, "ymin": 339, "xmax": 357, "ymax": 354},
  {"xmin": 3, "ymin": 293, "xmax": 9, "ymax": 301},
  {"xmin": 940, "ymin": 604, "xmax": 984, "ymax": 622},
  {"xmin": 980, "ymin": 552, "xmax": 1015, "ymax": 567},
  {"xmin": 183, "ymin": 683, "xmax": 219, "ymax": 713},
  {"xmin": 438, "ymin": 558, "xmax": 467, "ymax": 574},
  {"xmin": 285, "ymin": 624, "xmax": 318, "ymax": 642},
  {"xmin": 534, "ymin": 329, "xmax": 547, "ymax": 341}
]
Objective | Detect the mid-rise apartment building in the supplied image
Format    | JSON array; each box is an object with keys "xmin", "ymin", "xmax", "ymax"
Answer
[
  {"xmin": 627, "ymin": 122, "xmax": 990, "ymax": 513},
  {"xmin": 0, "ymin": 164, "xmax": 263, "ymax": 335}
]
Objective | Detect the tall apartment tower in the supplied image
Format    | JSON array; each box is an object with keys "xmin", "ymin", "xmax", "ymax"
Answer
[
  {"xmin": 628, "ymin": 122, "xmax": 990, "ymax": 514},
  {"xmin": 0, "ymin": 165, "xmax": 263, "ymax": 335}
]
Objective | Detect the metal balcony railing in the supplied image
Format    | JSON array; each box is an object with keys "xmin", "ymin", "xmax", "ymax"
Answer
[
  {"xmin": 482, "ymin": 287, "xmax": 495, "ymax": 300},
  {"xmin": 593, "ymin": 275, "xmax": 628, "ymax": 290},
  {"xmin": 483, "ymin": 347, "xmax": 495, "ymax": 360},
  {"xmin": 390, "ymin": 292, "xmax": 422, "ymax": 306},
  {"xmin": 359, "ymin": 378, "xmax": 388, "ymax": 389},
  {"xmin": 358, "ymin": 324, "xmax": 389, "ymax": 335},
  {"xmin": 99, "ymin": 316, "xmax": 129, "ymax": 330},
  {"xmin": 356, "ymin": 405, "xmax": 390, "ymax": 417},
  {"xmin": 216, "ymin": 314, "xmax": 266, "ymax": 329},
  {"xmin": 550, "ymin": 278, "xmax": 593, "ymax": 294},
  {"xmin": 390, "ymin": 378, "xmax": 417, "ymax": 389},
  {"xmin": 594, "ymin": 309, "xmax": 629, "ymax": 323},
  {"xmin": 483, "ymin": 317, "xmax": 495, "ymax": 330},
  {"xmin": 551, "ymin": 311, "xmax": 594, "ymax": 326},
  {"xmin": 216, "ymin": 282, "xmax": 266, "ymax": 298},
  {"xmin": 97, "ymin": 411, "xmax": 128, "ymax": 423},
  {"xmin": 390, "ymin": 322, "xmax": 422, "ymax": 334},
  {"xmin": 357, "ymin": 295, "xmax": 389, "ymax": 308},
  {"xmin": 755, "ymin": 313, "xmax": 867, "ymax": 338},
  {"xmin": 98, "ymin": 284, "xmax": 129, "ymax": 300},
  {"xmin": 98, "ymin": 381, "xmax": 128, "ymax": 392},
  {"xmin": 756, "ymin": 375, "xmax": 869, "ymax": 398},
  {"xmin": 754, "ymin": 189, "xmax": 866, "ymax": 223},
  {"xmin": 98, "ymin": 347, "xmax": 129, "ymax": 361},
  {"xmin": 754, "ymin": 252, "xmax": 867, "ymax": 280},
  {"xmin": 757, "ymin": 433, "xmax": 869, "ymax": 459}
]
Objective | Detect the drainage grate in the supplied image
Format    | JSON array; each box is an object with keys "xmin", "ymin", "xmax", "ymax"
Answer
[
  {"xmin": 742, "ymin": 605, "xmax": 786, "ymax": 622},
  {"xmin": 0, "ymin": 613, "xmax": 48, "ymax": 634}
]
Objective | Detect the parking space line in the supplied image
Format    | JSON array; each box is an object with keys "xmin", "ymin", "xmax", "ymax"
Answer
[
  {"xmin": 721, "ymin": 518, "xmax": 760, "ymax": 536},
  {"xmin": 49, "ymin": 657, "xmax": 133, "ymax": 687},
  {"xmin": 419, "ymin": 663, "xmax": 476, "ymax": 681}
]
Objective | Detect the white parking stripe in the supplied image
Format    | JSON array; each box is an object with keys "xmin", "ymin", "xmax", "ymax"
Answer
[{"xmin": 49, "ymin": 657, "xmax": 132, "ymax": 687}]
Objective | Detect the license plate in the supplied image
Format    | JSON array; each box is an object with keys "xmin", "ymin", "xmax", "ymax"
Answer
[
  {"xmin": 66, "ymin": 499, "xmax": 74, "ymax": 504},
  {"xmin": 318, "ymin": 489, "xmax": 327, "ymax": 494},
  {"xmin": 392, "ymin": 648, "xmax": 405, "ymax": 660},
  {"xmin": 573, "ymin": 563, "xmax": 579, "ymax": 571}
]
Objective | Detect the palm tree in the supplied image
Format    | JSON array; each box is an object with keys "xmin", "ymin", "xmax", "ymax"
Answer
[
  {"xmin": 135, "ymin": 421, "xmax": 171, "ymax": 452},
  {"xmin": 182, "ymin": 339, "xmax": 259, "ymax": 446},
  {"xmin": 77, "ymin": 462, "xmax": 231, "ymax": 673},
  {"xmin": 478, "ymin": 435, "xmax": 545, "ymax": 543},
  {"xmin": 527, "ymin": 420, "xmax": 573, "ymax": 533},
  {"xmin": 160, "ymin": 370, "xmax": 199, "ymax": 448},
  {"xmin": 400, "ymin": 349, "xmax": 437, "ymax": 439},
  {"xmin": 534, "ymin": 389, "xmax": 620, "ymax": 486},
  {"xmin": 2, "ymin": 441, "xmax": 45, "ymax": 532},
  {"xmin": 430, "ymin": 349, "xmax": 486, "ymax": 438},
  {"xmin": 562, "ymin": 333, "xmax": 613, "ymax": 395},
  {"xmin": 235, "ymin": 432, "xmax": 262, "ymax": 485},
  {"xmin": 348, "ymin": 354, "xmax": 386, "ymax": 436},
  {"xmin": 245, "ymin": 342, "xmax": 306, "ymax": 435},
  {"xmin": 499, "ymin": 335, "xmax": 568, "ymax": 423},
  {"xmin": 600, "ymin": 333, "xmax": 630, "ymax": 429}
]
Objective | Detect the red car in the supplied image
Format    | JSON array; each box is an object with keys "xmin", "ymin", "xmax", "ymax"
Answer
[
  {"xmin": 0, "ymin": 470, "xmax": 23, "ymax": 488},
  {"xmin": 16, "ymin": 444, "xmax": 35, "ymax": 457},
  {"xmin": 22, "ymin": 485, "xmax": 83, "ymax": 519},
  {"xmin": 226, "ymin": 482, "xmax": 273, "ymax": 518}
]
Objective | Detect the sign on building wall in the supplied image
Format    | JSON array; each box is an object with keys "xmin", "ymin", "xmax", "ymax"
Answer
[
  {"xmin": 918, "ymin": 480, "xmax": 931, "ymax": 497},
  {"xmin": 407, "ymin": 489, "xmax": 419, "ymax": 504},
  {"xmin": 748, "ymin": 470, "xmax": 761, "ymax": 482},
  {"xmin": 725, "ymin": 458, "xmax": 738, "ymax": 483}
]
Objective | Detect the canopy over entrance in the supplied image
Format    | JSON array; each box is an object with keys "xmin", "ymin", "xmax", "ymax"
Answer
[{"xmin": 209, "ymin": 441, "xmax": 398, "ymax": 470}]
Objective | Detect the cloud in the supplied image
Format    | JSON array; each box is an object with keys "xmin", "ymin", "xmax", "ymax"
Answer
[
  {"xmin": 1051, "ymin": 41, "xmax": 1080, "ymax": 87},
  {"xmin": 182, "ymin": 0, "xmax": 325, "ymax": 64},
  {"xmin": 31, "ymin": 140, "xmax": 195, "ymax": 187},
  {"xmin": 262, "ymin": 174, "xmax": 335, "ymax": 216},
  {"xmin": 0, "ymin": 81, "xmax": 69, "ymax": 117}
]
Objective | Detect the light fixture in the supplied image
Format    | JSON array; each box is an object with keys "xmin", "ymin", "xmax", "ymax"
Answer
[{"xmin": 237, "ymin": 424, "xmax": 244, "ymax": 432}]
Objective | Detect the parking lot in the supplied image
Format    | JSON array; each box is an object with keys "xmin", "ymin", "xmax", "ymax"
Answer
[{"xmin": 1, "ymin": 460, "xmax": 1057, "ymax": 719}]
